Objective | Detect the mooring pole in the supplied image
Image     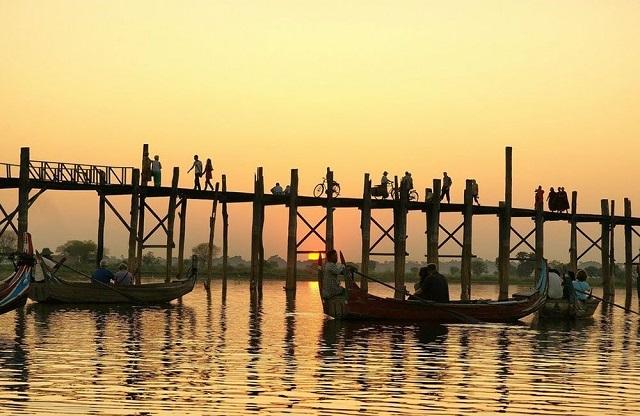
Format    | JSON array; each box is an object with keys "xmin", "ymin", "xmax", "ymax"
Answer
[
  {"xmin": 17, "ymin": 147, "xmax": 30, "ymax": 252},
  {"xmin": 426, "ymin": 179, "xmax": 441, "ymax": 267},
  {"xmin": 360, "ymin": 173, "xmax": 371, "ymax": 292},
  {"xmin": 221, "ymin": 174, "xmax": 229, "ymax": 298},
  {"xmin": 498, "ymin": 146, "xmax": 512, "ymax": 300},
  {"xmin": 534, "ymin": 198, "xmax": 544, "ymax": 280},
  {"xmin": 285, "ymin": 169, "xmax": 299, "ymax": 293},
  {"xmin": 127, "ymin": 169, "xmax": 141, "ymax": 283},
  {"xmin": 624, "ymin": 198, "xmax": 633, "ymax": 308},
  {"xmin": 96, "ymin": 192, "xmax": 106, "ymax": 267},
  {"xmin": 206, "ymin": 182, "xmax": 220, "ymax": 291},
  {"xmin": 326, "ymin": 167, "xmax": 335, "ymax": 252},
  {"xmin": 393, "ymin": 177, "xmax": 408, "ymax": 300},
  {"xmin": 165, "ymin": 167, "xmax": 179, "ymax": 283},
  {"xmin": 177, "ymin": 197, "xmax": 188, "ymax": 279},
  {"xmin": 461, "ymin": 179, "xmax": 473, "ymax": 301},
  {"xmin": 570, "ymin": 191, "xmax": 578, "ymax": 273},
  {"xmin": 601, "ymin": 199, "xmax": 611, "ymax": 300}
]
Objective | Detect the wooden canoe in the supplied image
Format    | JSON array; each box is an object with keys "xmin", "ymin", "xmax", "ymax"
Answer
[
  {"xmin": 29, "ymin": 257, "xmax": 196, "ymax": 304},
  {"xmin": 540, "ymin": 297, "xmax": 600, "ymax": 319},
  {"xmin": 0, "ymin": 234, "xmax": 34, "ymax": 315},
  {"xmin": 320, "ymin": 268, "xmax": 548, "ymax": 324}
]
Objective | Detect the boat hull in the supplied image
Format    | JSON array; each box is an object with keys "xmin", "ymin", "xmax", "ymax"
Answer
[
  {"xmin": 0, "ymin": 233, "xmax": 34, "ymax": 315},
  {"xmin": 540, "ymin": 297, "xmax": 599, "ymax": 319}
]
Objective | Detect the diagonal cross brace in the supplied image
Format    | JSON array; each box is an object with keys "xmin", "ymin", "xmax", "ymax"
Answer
[
  {"xmin": 510, "ymin": 226, "xmax": 536, "ymax": 254},
  {"xmin": 369, "ymin": 216, "xmax": 394, "ymax": 252},
  {"xmin": 0, "ymin": 189, "xmax": 46, "ymax": 238},
  {"xmin": 296, "ymin": 212, "xmax": 327, "ymax": 248},
  {"xmin": 438, "ymin": 222, "xmax": 464, "ymax": 250}
]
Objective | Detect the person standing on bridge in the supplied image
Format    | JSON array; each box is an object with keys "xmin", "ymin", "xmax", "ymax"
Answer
[
  {"xmin": 534, "ymin": 185, "xmax": 544, "ymax": 207},
  {"xmin": 151, "ymin": 155, "xmax": 162, "ymax": 187},
  {"xmin": 188, "ymin": 155, "xmax": 203, "ymax": 190},
  {"xmin": 471, "ymin": 179, "xmax": 480, "ymax": 206},
  {"xmin": 440, "ymin": 172, "xmax": 452, "ymax": 203},
  {"xmin": 204, "ymin": 158, "xmax": 214, "ymax": 191}
]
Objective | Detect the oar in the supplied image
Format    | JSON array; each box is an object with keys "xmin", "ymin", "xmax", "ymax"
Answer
[
  {"xmin": 575, "ymin": 289, "xmax": 640, "ymax": 316},
  {"xmin": 42, "ymin": 255, "xmax": 144, "ymax": 304}
]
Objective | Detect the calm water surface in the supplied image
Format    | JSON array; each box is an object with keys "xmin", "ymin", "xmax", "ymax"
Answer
[{"xmin": 1, "ymin": 281, "xmax": 640, "ymax": 415}]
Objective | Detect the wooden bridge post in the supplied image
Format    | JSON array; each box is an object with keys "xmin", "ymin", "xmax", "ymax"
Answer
[
  {"xmin": 601, "ymin": 199, "xmax": 611, "ymax": 299},
  {"xmin": 165, "ymin": 167, "xmax": 179, "ymax": 283},
  {"xmin": 426, "ymin": 179, "xmax": 441, "ymax": 266},
  {"xmin": 461, "ymin": 179, "xmax": 473, "ymax": 301},
  {"xmin": 570, "ymin": 191, "xmax": 578, "ymax": 272},
  {"xmin": 177, "ymin": 197, "xmax": 188, "ymax": 278},
  {"xmin": 326, "ymin": 168, "xmax": 334, "ymax": 251},
  {"xmin": 393, "ymin": 177, "xmax": 408, "ymax": 300},
  {"xmin": 221, "ymin": 174, "xmax": 229, "ymax": 297},
  {"xmin": 534, "ymin": 199, "xmax": 544, "ymax": 280},
  {"xmin": 285, "ymin": 169, "xmax": 299, "ymax": 293},
  {"xmin": 96, "ymin": 192, "xmax": 106, "ymax": 267},
  {"xmin": 609, "ymin": 200, "xmax": 616, "ymax": 299},
  {"xmin": 624, "ymin": 198, "xmax": 633, "ymax": 308},
  {"xmin": 127, "ymin": 169, "xmax": 141, "ymax": 283},
  {"xmin": 250, "ymin": 167, "xmax": 265, "ymax": 295},
  {"xmin": 206, "ymin": 182, "xmax": 220, "ymax": 291},
  {"xmin": 17, "ymin": 147, "xmax": 30, "ymax": 252},
  {"xmin": 135, "ymin": 192, "xmax": 146, "ymax": 279},
  {"xmin": 360, "ymin": 173, "xmax": 371, "ymax": 292},
  {"xmin": 498, "ymin": 146, "xmax": 512, "ymax": 300}
]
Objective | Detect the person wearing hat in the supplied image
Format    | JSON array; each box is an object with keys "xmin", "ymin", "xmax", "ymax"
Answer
[{"xmin": 380, "ymin": 171, "xmax": 392, "ymax": 198}]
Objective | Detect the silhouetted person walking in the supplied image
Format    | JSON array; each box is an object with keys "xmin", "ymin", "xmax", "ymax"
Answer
[
  {"xmin": 440, "ymin": 172, "xmax": 452, "ymax": 203},
  {"xmin": 151, "ymin": 155, "xmax": 162, "ymax": 187},
  {"xmin": 188, "ymin": 155, "xmax": 203, "ymax": 191},
  {"xmin": 204, "ymin": 158, "xmax": 214, "ymax": 191}
]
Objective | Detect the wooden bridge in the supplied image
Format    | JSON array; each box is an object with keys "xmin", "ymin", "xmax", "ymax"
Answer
[{"xmin": 2, "ymin": 145, "xmax": 640, "ymax": 307}]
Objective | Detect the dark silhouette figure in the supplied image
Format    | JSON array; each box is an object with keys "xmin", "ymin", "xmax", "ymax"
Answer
[
  {"xmin": 204, "ymin": 158, "xmax": 214, "ymax": 191},
  {"xmin": 547, "ymin": 187, "xmax": 557, "ymax": 211},
  {"xmin": 440, "ymin": 172, "xmax": 452, "ymax": 203},
  {"xmin": 535, "ymin": 185, "xmax": 544, "ymax": 207},
  {"xmin": 558, "ymin": 187, "xmax": 570, "ymax": 213},
  {"xmin": 414, "ymin": 264, "xmax": 449, "ymax": 303},
  {"xmin": 472, "ymin": 179, "xmax": 480, "ymax": 206},
  {"xmin": 187, "ymin": 155, "xmax": 203, "ymax": 191}
]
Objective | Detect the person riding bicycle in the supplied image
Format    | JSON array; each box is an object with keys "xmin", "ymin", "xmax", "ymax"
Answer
[{"xmin": 379, "ymin": 171, "xmax": 392, "ymax": 198}]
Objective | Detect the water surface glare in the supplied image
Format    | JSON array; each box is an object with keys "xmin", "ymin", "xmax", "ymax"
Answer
[{"xmin": 1, "ymin": 281, "xmax": 640, "ymax": 415}]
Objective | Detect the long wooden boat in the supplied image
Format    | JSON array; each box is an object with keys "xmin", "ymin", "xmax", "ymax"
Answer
[
  {"xmin": 320, "ymin": 265, "xmax": 548, "ymax": 324},
  {"xmin": 0, "ymin": 234, "xmax": 34, "ymax": 315},
  {"xmin": 29, "ymin": 256, "xmax": 196, "ymax": 304},
  {"xmin": 540, "ymin": 297, "xmax": 600, "ymax": 319}
]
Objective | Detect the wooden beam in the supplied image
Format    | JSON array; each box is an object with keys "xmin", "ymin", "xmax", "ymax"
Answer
[
  {"xmin": 426, "ymin": 179, "xmax": 441, "ymax": 266},
  {"xmin": 165, "ymin": 167, "xmax": 179, "ymax": 283},
  {"xmin": 176, "ymin": 197, "xmax": 188, "ymax": 279},
  {"xmin": 360, "ymin": 173, "xmax": 371, "ymax": 292},
  {"xmin": 393, "ymin": 176, "xmax": 408, "ymax": 300},
  {"xmin": 285, "ymin": 169, "xmax": 299, "ymax": 292},
  {"xmin": 221, "ymin": 175, "xmax": 229, "ymax": 298},
  {"xmin": 325, "ymin": 167, "xmax": 334, "ymax": 251},
  {"xmin": 601, "ymin": 199, "xmax": 611, "ymax": 300},
  {"xmin": 96, "ymin": 193, "xmax": 106, "ymax": 267},
  {"xmin": 624, "ymin": 198, "xmax": 632, "ymax": 308},
  {"xmin": 461, "ymin": 179, "xmax": 473, "ymax": 301},
  {"xmin": 570, "ymin": 191, "xmax": 578, "ymax": 272},
  {"xmin": 17, "ymin": 147, "xmax": 30, "ymax": 252},
  {"xmin": 206, "ymin": 182, "xmax": 220, "ymax": 290},
  {"xmin": 127, "ymin": 169, "xmax": 140, "ymax": 283}
]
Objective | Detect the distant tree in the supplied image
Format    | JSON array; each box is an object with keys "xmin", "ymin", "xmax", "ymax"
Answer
[
  {"xmin": 450, "ymin": 266, "xmax": 460, "ymax": 276},
  {"xmin": 584, "ymin": 265, "xmax": 601, "ymax": 279},
  {"xmin": 549, "ymin": 260, "xmax": 567, "ymax": 271},
  {"xmin": 142, "ymin": 251, "xmax": 161, "ymax": 267},
  {"xmin": 369, "ymin": 260, "xmax": 378, "ymax": 272},
  {"xmin": 40, "ymin": 247, "xmax": 53, "ymax": 258},
  {"xmin": 0, "ymin": 233, "xmax": 17, "ymax": 256},
  {"xmin": 471, "ymin": 259, "xmax": 488, "ymax": 277},
  {"xmin": 515, "ymin": 251, "xmax": 536, "ymax": 277},
  {"xmin": 192, "ymin": 243, "xmax": 220, "ymax": 261},
  {"xmin": 56, "ymin": 240, "xmax": 98, "ymax": 264}
]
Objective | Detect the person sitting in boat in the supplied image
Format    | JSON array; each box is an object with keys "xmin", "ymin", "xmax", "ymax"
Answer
[
  {"xmin": 572, "ymin": 269, "xmax": 591, "ymax": 301},
  {"xmin": 92, "ymin": 259, "xmax": 114, "ymax": 285},
  {"xmin": 414, "ymin": 264, "xmax": 449, "ymax": 303},
  {"xmin": 321, "ymin": 249, "xmax": 354, "ymax": 299},
  {"xmin": 562, "ymin": 270, "xmax": 576, "ymax": 301},
  {"xmin": 547, "ymin": 268, "xmax": 563, "ymax": 300},
  {"xmin": 113, "ymin": 263, "xmax": 133, "ymax": 286}
]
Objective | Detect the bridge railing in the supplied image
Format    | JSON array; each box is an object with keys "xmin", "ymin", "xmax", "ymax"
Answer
[{"xmin": 0, "ymin": 161, "xmax": 134, "ymax": 186}]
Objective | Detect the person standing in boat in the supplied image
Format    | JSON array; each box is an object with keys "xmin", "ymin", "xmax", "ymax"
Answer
[
  {"xmin": 572, "ymin": 269, "xmax": 591, "ymax": 301},
  {"xmin": 321, "ymin": 249, "xmax": 353, "ymax": 299},
  {"xmin": 547, "ymin": 269, "xmax": 563, "ymax": 299},
  {"xmin": 113, "ymin": 263, "xmax": 133, "ymax": 286},
  {"xmin": 414, "ymin": 264, "xmax": 449, "ymax": 303},
  {"xmin": 92, "ymin": 259, "xmax": 114, "ymax": 284}
]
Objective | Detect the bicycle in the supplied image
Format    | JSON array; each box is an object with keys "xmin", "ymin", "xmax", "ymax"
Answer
[
  {"xmin": 372, "ymin": 181, "xmax": 419, "ymax": 201},
  {"xmin": 313, "ymin": 177, "xmax": 340, "ymax": 198}
]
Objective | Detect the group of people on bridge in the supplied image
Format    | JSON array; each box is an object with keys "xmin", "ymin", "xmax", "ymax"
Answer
[{"xmin": 534, "ymin": 186, "xmax": 571, "ymax": 212}]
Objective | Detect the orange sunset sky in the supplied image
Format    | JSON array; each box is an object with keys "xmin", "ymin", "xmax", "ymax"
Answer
[{"xmin": 1, "ymin": 1, "xmax": 639, "ymax": 264}]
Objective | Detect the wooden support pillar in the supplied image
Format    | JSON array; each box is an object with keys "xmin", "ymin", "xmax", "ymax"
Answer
[
  {"xmin": 393, "ymin": 177, "xmax": 408, "ymax": 300},
  {"xmin": 165, "ymin": 167, "xmax": 179, "ymax": 283},
  {"xmin": 601, "ymin": 199, "xmax": 611, "ymax": 299},
  {"xmin": 221, "ymin": 175, "xmax": 229, "ymax": 297},
  {"xmin": 534, "ymin": 199, "xmax": 544, "ymax": 280},
  {"xmin": 569, "ymin": 191, "xmax": 578, "ymax": 273},
  {"xmin": 426, "ymin": 179, "xmax": 441, "ymax": 266},
  {"xmin": 360, "ymin": 173, "xmax": 371, "ymax": 292},
  {"xmin": 250, "ymin": 167, "xmax": 265, "ymax": 296},
  {"xmin": 624, "ymin": 198, "xmax": 633, "ymax": 308},
  {"xmin": 127, "ymin": 169, "xmax": 141, "ymax": 282},
  {"xmin": 461, "ymin": 179, "xmax": 473, "ymax": 301},
  {"xmin": 498, "ymin": 146, "xmax": 512, "ymax": 300},
  {"xmin": 96, "ymin": 193, "xmax": 106, "ymax": 267},
  {"xmin": 177, "ymin": 197, "xmax": 188, "ymax": 278},
  {"xmin": 325, "ymin": 168, "xmax": 334, "ymax": 252},
  {"xmin": 285, "ymin": 169, "xmax": 299, "ymax": 292},
  {"xmin": 17, "ymin": 147, "xmax": 30, "ymax": 252},
  {"xmin": 206, "ymin": 182, "xmax": 220, "ymax": 290},
  {"xmin": 135, "ymin": 193, "xmax": 146, "ymax": 280},
  {"xmin": 609, "ymin": 200, "xmax": 616, "ymax": 300}
]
